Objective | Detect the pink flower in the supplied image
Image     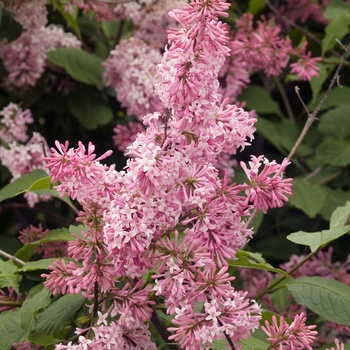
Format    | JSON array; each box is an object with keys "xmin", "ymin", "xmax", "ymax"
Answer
[
  {"xmin": 261, "ymin": 313, "xmax": 318, "ymax": 349},
  {"xmin": 240, "ymin": 156, "xmax": 293, "ymax": 213},
  {"xmin": 325, "ymin": 338, "xmax": 345, "ymax": 350},
  {"xmin": 290, "ymin": 42, "xmax": 322, "ymax": 81},
  {"xmin": 0, "ymin": 103, "xmax": 33, "ymax": 143}
]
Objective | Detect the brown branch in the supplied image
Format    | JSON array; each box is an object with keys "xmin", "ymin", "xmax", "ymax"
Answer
[
  {"xmin": 288, "ymin": 43, "xmax": 350, "ymax": 161},
  {"xmin": 0, "ymin": 249, "xmax": 25, "ymax": 266}
]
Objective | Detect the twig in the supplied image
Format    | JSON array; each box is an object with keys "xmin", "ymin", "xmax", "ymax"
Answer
[
  {"xmin": 273, "ymin": 77, "xmax": 295, "ymax": 124},
  {"xmin": 246, "ymin": 208, "xmax": 259, "ymax": 229},
  {"xmin": 150, "ymin": 306, "xmax": 181, "ymax": 350},
  {"xmin": 0, "ymin": 249, "xmax": 25, "ymax": 266},
  {"xmin": 303, "ymin": 165, "xmax": 325, "ymax": 182},
  {"xmin": 288, "ymin": 43, "xmax": 350, "ymax": 161}
]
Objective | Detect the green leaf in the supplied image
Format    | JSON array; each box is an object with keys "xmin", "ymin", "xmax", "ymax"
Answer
[
  {"xmin": 318, "ymin": 105, "xmax": 350, "ymax": 140},
  {"xmin": 27, "ymin": 332, "xmax": 64, "ymax": 346},
  {"xmin": 322, "ymin": 14, "xmax": 350, "ymax": 55},
  {"xmin": 20, "ymin": 288, "xmax": 52, "ymax": 336},
  {"xmin": 0, "ymin": 7, "xmax": 22, "ymax": 42},
  {"xmin": 209, "ymin": 339, "xmax": 228, "ymax": 349},
  {"xmin": 330, "ymin": 201, "xmax": 350, "ymax": 229},
  {"xmin": 325, "ymin": 0, "xmax": 350, "ymax": 20},
  {"xmin": 47, "ymin": 48, "xmax": 104, "ymax": 89},
  {"xmin": 236, "ymin": 250, "xmax": 267, "ymax": 264},
  {"xmin": 68, "ymin": 88, "xmax": 113, "ymax": 129},
  {"xmin": 19, "ymin": 258, "xmax": 65, "ymax": 272},
  {"xmin": 0, "ymin": 169, "xmax": 48, "ymax": 203},
  {"xmin": 238, "ymin": 85, "xmax": 282, "ymax": 117},
  {"xmin": 0, "ymin": 309, "xmax": 22, "ymax": 350},
  {"xmin": 308, "ymin": 87, "xmax": 350, "ymax": 111},
  {"xmin": 0, "ymin": 259, "xmax": 21, "ymax": 293},
  {"xmin": 287, "ymin": 277, "xmax": 350, "ymax": 325},
  {"xmin": 310, "ymin": 64, "xmax": 328, "ymax": 103},
  {"xmin": 34, "ymin": 294, "xmax": 86, "ymax": 335},
  {"xmin": 228, "ymin": 256, "xmax": 293, "ymax": 282},
  {"xmin": 239, "ymin": 331, "xmax": 270, "ymax": 350},
  {"xmin": 271, "ymin": 287, "xmax": 291, "ymax": 313},
  {"xmin": 287, "ymin": 226, "xmax": 350, "ymax": 252},
  {"xmin": 316, "ymin": 139, "xmax": 350, "ymax": 166},
  {"xmin": 248, "ymin": 0, "xmax": 265, "ymax": 14},
  {"xmin": 319, "ymin": 187, "xmax": 350, "ymax": 221},
  {"xmin": 15, "ymin": 228, "xmax": 73, "ymax": 262},
  {"xmin": 49, "ymin": 0, "xmax": 82, "ymax": 39},
  {"xmin": 256, "ymin": 118, "xmax": 310, "ymax": 156},
  {"xmin": 289, "ymin": 179, "xmax": 326, "ymax": 218}
]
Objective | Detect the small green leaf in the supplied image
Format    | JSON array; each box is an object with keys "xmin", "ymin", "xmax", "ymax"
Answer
[
  {"xmin": 271, "ymin": 287, "xmax": 292, "ymax": 313},
  {"xmin": 228, "ymin": 256, "xmax": 293, "ymax": 281},
  {"xmin": 0, "ymin": 309, "xmax": 22, "ymax": 350},
  {"xmin": 318, "ymin": 105, "xmax": 350, "ymax": 140},
  {"xmin": 239, "ymin": 330, "xmax": 270, "ymax": 350},
  {"xmin": 256, "ymin": 118, "xmax": 311, "ymax": 157},
  {"xmin": 15, "ymin": 228, "xmax": 73, "ymax": 262},
  {"xmin": 34, "ymin": 294, "xmax": 86, "ymax": 335},
  {"xmin": 330, "ymin": 201, "xmax": 350, "ymax": 229},
  {"xmin": 27, "ymin": 332, "xmax": 64, "ymax": 346},
  {"xmin": 236, "ymin": 251, "xmax": 267, "ymax": 264},
  {"xmin": 316, "ymin": 139, "xmax": 350, "ymax": 166},
  {"xmin": 0, "ymin": 7, "xmax": 22, "ymax": 42},
  {"xmin": 310, "ymin": 64, "xmax": 328, "ymax": 102},
  {"xmin": 20, "ymin": 288, "xmax": 52, "ymax": 336},
  {"xmin": 248, "ymin": 0, "xmax": 265, "ymax": 14},
  {"xmin": 289, "ymin": 179, "xmax": 326, "ymax": 218},
  {"xmin": 0, "ymin": 259, "xmax": 21, "ymax": 293},
  {"xmin": 238, "ymin": 85, "xmax": 282, "ymax": 117},
  {"xmin": 68, "ymin": 88, "xmax": 113, "ymax": 129},
  {"xmin": 322, "ymin": 14, "xmax": 350, "ymax": 55},
  {"xmin": 308, "ymin": 87, "xmax": 350, "ymax": 111},
  {"xmin": 325, "ymin": 0, "xmax": 350, "ymax": 20},
  {"xmin": 287, "ymin": 277, "xmax": 350, "ymax": 325},
  {"xmin": 287, "ymin": 226, "xmax": 350, "ymax": 252},
  {"xmin": 0, "ymin": 169, "xmax": 48, "ymax": 203},
  {"xmin": 19, "ymin": 258, "xmax": 65, "ymax": 272},
  {"xmin": 47, "ymin": 48, "xmax": 104, "ymax": 89},
  {"xmin": 319, "ymin": 187, "xmax": 350, "ymax": 221}
]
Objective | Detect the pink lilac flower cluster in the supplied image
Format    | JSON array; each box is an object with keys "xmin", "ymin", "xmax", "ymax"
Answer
[
  {"xmin": 124, "ymin": 0, "xmax": 187, "ymax": 49},
  {"xmin": 0, "ymin": 1, "xmax": 81, "ymax": 91},
  {"xmin": 0, "ymin": 103, "xmax": 51, "ymax": 207},
  {"xmin": 103, "ymin": 37, "xmax": 164, "ymax": 120},
  {"xmin": 112, "ymin": 122, "xmax": 145, "ymax": 153},
  {"xmin": 261, "ymin": 313, "xmax": 318, "ymax": 349},
  {"xmin": 42, "ymin": 1, "xmax": 294, "ymax": 349},
  {"xmin": 230, "ymin": 13, "xmax": 321, "ymax": 81},
  {"xmin": 0, "ymin": 103, "xmax": 33, "ymax": 143}
]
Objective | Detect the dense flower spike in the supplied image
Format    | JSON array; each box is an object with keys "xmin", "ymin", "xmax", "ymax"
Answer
[{"xmin": 39, "ymin": 1, "xmax": 300, "ymax": 349}]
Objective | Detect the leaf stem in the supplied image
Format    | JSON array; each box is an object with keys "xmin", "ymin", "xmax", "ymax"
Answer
[
  {"xmin": 273, "ymin": 77, "xmax": 295, "ymax": 124},
  {"xmin": 254, "ymin": 250, "xmax": 318, "ymax": 301}
]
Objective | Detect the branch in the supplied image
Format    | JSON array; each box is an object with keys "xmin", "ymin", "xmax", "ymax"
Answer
[
  {"xmin": 288, "ymin": 43, "xmax": 350, "ymax": 161},
  {"xmin": 150, "ymin": 306, "xmax": 180, "ymax": 350},
  {"xmin": 0, "ymin": 249, "xmax": 25, "ymax": 266}
]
